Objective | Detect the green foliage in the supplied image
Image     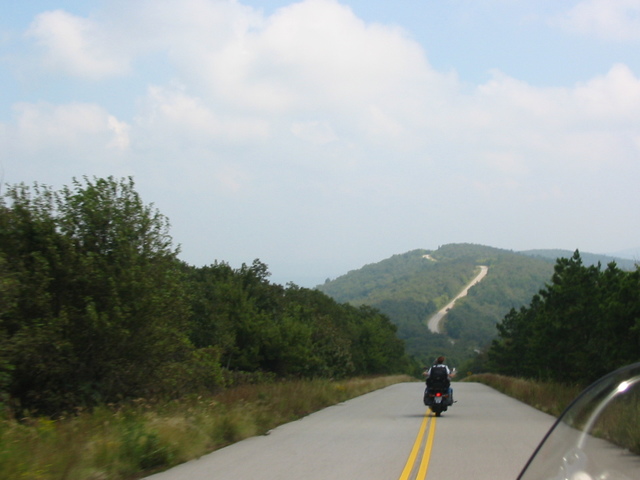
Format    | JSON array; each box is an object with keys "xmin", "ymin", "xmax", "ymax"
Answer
[
  {"xmin": 0, "ymin": 177, "xmax": 193, "ymax": 415},
  {"xmin": 488, "ymin": 251, "xmax": 640, "ymax": 384},
  {"xmin": 0, "ymin": 376, "xmax": 409, "ymax": 480},
  {"xmin": 318, "ymin": 248, "xmax": 478, "ymax": 306},
  {"xmin": 318, "ymin": 244, "xmax": 555, "ymax": 369},
  {"xmin": 0, "ymin": 176, "xmax": 413, "ymax": 416},
  {"xmin": 445, "ymin": 252, "xmax": 556, "ymax": 344},
  {"xmin": 468, "ymin": 373, "xmax": 583, "ymax": 417},
  {"xmin": 119, "ymin": 421, "xmax": 175, "ymax": 470},
  {"xmin": 185, "ymin": 263, "xmax": 412, "ymax": 379},
  {"xmin": 521, "ymin": 249, "xmax": 638, "ymax": 271}
]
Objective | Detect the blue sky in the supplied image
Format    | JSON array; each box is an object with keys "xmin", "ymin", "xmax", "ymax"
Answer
[{"xmin": 2, "ymin": 0, "xmax": 640, "ymax": 286}]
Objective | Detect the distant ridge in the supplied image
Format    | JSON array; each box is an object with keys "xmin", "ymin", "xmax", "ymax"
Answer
[
  {"xmin": 608, "ymin": 248, "xmax": 640, "ymax": 261},
  {"xmin": 519, "ymin": 249, "xmax": 638, "ymax": 271},
  {"xmin": 316, "ymin": 243, "xmax": 638, "ymax": 368}
]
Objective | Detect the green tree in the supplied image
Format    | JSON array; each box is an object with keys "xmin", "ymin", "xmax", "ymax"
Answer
[
  {"xmin": 0, "ymin": 177, "xmax": 193, "ymax": 414},
  {"xmin": 489, "ymin": 251, "xmax": 640, "ymax": 384},
  {"xmin": 185, "ymin": 261, "xmax": 411, "ymax": 379}
]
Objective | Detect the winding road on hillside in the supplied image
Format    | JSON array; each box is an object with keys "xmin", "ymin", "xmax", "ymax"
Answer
[
  {"xmin": 427, "ymin": 265, "xmax": 489, "ymax": 334},
  {"xmin": 144, "ymin": 382, "xmax": 556, "ymax": 480}
]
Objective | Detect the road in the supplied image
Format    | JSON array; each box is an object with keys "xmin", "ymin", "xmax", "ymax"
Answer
[
  {"xmin": 427, "ymin": 265, "xmax": 489, "ymax": 333},
  {"xmin": 144, "ymin": 382, "xmax": 555, "ymax": 480}
]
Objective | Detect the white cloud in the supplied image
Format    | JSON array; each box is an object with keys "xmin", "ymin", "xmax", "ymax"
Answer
[
  {"xmin": 135, "ymin": 85, "xmax": 269, "ymax": 144},
  {"xmin": 0, "ymin": 102, "xmax": 132, "ymax": 188},
  {"xmin": 140, "ymin": 86, "xmax": 224, "ymax": 137},
  {"xmin": 5, "ymin": 0, "xmax": 640, "ymax": 281},
  {"xmin": 11, "ymin": 101, "xmax": 129, "ymax": 152},
  {"xmin": 26, "ymin": 10, "xmax": 130, "ymax": 78},
  {"xmin": 572, "ymin": 64, "xmax": 640, "ymax": 121},
  {"xmin": 290, "ymin": 120, "xmax": 338, "ymax": 144},
  {"xmin": 128, "ymin": 0, "xmax": 436, "ymax": 141},
  {"xmin": 250, "ymin": 0, "xmax": 436, "ymax": 139},
  {"xmin": 552, "ymin": 0, "xmax": 640, "ymax": 41},
  {"xmin": 13, "ymin": 1, "xmax": 640, "ymax": 179},
  {"xmin": 107, "ymin": 116, "xmax": 130, "ymax": 150},
  {"xmin": 217, "ymin": 165, "xmax": 249, "ymax": 194},
  {"xmin": 21, "ymin": 0, "xmax": 439, "ymax": 144}
]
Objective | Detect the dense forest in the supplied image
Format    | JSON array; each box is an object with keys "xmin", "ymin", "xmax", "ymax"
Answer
[
  {"xmin": 0, "ymin": 177, "xmax": 414, "ymax": 416},
  {"xmin": 318, "ymin": 245, "xmax": 557, "ymax": 369},
  {"xmin": 520, "ymin": 249, "xmax": 638, "ymax": 271},
  {"xmin": 3, "ymin": 176, "xmax": 637, "ymax": 418},
  {"xmin": 488, "ymin": 251, "xmax": 640, "ymax": 384}
]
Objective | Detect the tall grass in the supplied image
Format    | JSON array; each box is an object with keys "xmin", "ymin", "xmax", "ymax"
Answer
[
  {"xmin": 0, "ymin": 375, "xmax": 411, "ymax": 480},
  {"xmin": 586, "ymin": 386, "xmax": 640, "ymax": 455},
  {"xmin": 467, "ymin": 373, "xmax": 640, "ymax": 455},
  {"xmin": 466, "ymin": 373, "xmax": 583, "ymax": 417}
]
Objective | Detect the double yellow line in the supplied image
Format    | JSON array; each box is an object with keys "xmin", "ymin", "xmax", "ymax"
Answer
[{"xmin": 398, "ymin": 411, "xmax": 437, "ymax": 480}]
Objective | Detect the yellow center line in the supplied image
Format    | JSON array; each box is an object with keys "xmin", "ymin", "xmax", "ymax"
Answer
[
  {"xmin": 398, "ymin": 410, "xmax": 438, "ymax": 480},
  {"xmin": 398, "ymin": 413, "xmax": 429, "ymax": 480},
  {"xmin": 417, "ymin": 413, "xmax": 437, "ymax": 479}
]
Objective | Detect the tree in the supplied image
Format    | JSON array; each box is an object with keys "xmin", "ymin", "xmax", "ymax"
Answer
[
  {"xmin": 0, "ymin": 176, "xmax": 415, "ymax": 415},
  {"xmin": 185, "ymin": 262, "xmax": 412, "ymax": 380},
  {"xmin": 0, "ymin": 177, "xmax": 193, "ymax": 414},
  {"xmin": 489, "ymin": 251, "xmax": 640, "ymax": 384}
]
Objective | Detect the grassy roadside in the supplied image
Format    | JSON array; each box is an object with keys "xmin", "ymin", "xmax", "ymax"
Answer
[
  {"xmin": 0, "ymin": 375, "xmax": 412, "ymax": 480},
  {"xmin": 466, "ymin": 373, "xmax": 640, "ymax": 455},
  {"xmin": 465, "ymin": 373, "xmax": 583, "ymax": 417}
]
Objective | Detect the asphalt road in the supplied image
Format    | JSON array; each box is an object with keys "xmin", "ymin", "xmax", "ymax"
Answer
[{"xmin": 144, "ymin": 382, "xmax": 556, "ymax": 480}]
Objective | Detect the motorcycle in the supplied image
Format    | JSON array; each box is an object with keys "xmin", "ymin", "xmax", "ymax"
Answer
[
  {"xmin": 517, "ymin": 362, "xmax": 640, "ymax": 480},
  {"xmin": 423, "ymin": 385, "xmax": 453, "ymax": 417},
  {"xmin": 423, "ymin": 366, "xmax": 455, "ymax": 416}
]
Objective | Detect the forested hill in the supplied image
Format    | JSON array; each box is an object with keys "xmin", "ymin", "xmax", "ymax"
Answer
[
  {"xmin": 520, "ymin": 249, "xmax": 638, "ymax": 271},
  {"xmin": 317, "ymin": 243, "xmax": 624, "ymax": 369},
  {"xmin": 0, "ymin": 177, "xmax": 414, "ymax": 416}
]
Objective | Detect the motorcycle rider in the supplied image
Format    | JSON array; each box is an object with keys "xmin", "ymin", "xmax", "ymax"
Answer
[{"xmin": 424, "ymin": 356, "xmax": 455, "ymax": 400}]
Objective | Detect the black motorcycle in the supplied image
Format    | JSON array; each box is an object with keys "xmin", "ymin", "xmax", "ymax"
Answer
[{"xmin": 423, "ymin": 384, "xmax": 453, "ymax": 417}]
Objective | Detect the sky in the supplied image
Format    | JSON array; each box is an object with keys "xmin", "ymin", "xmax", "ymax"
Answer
[{"xmin": 1, "ymin": 0, "xmax": 640, "ymax": 286}]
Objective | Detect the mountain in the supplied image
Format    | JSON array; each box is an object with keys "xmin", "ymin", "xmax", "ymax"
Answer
[
  {"xmin": 607, "ymin": 247, "xmax": 640, "ymax": 261},
  {"xmin": 520, "ymin": 249, "xmax": 638, "ymax": 271},
  {"xmin": 316, "ymin": 243, "xmax": 616, "ymax": 370}
]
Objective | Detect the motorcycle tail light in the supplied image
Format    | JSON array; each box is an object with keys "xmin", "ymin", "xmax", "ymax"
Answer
[{"xmin": 435, "ymin": 392, "xmax": 442, "ymax": 397}]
